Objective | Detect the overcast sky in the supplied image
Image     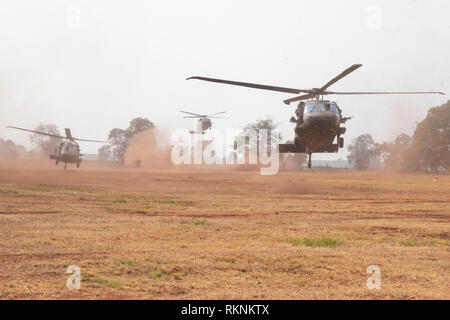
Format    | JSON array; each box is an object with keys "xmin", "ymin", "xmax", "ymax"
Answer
[{"xmin": 0, "ymin": 0, "xmax": 449, "ymax": 158}]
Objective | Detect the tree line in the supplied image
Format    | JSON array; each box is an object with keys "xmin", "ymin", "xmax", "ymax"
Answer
[
  {"xmin": 2, "ymin": 100, "xmax": 448, "ymax": 172},
  {"xmin": 348, "ymin": 100, "xmax": 450, "ymax": 172}
]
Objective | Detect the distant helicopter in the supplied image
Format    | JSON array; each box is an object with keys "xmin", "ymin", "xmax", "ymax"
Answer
[
  {"xmin": 180, "ymin": 110, "xmax": 228, "ymax": 134},
  {"xmin": 7, "ymin": 126, "xmax": 107, "ymax": 169},
  {"xmin": 187, "ymin": 64, "xmax": 444, "ymax": 168}
]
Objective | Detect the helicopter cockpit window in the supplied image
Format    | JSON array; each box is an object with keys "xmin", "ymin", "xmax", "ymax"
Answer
[
  {"xmin": 62, "ymin": 145, "xmax": 77, "ymax": 154},
  {"xmin": 330, "ymin": 103, "xmax": 339, "ymax": 114},
  {"xmin": 305, "ymin": 102, "xmax": 317, "ymax": 113},
  {"xmin": 316, "ymin": 103, "xmax": 326, "ymax": 111}
]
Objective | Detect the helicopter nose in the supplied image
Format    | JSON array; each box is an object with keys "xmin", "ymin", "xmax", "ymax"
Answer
[{"xmin": 306, "ymin": 112, "xmax": 337, "ymax": 128}]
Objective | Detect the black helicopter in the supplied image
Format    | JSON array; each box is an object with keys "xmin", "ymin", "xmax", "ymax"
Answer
[
  {"xmin": 187, "ymin": 64, "xmax": 444, "ymax": 168},
  {"xmin": 180, "ymin": 110, "xmax": 228, "ymax": 134},
  {"xmin": 7, "ymin": 126, "xmax": 107, "ymax": 169}
]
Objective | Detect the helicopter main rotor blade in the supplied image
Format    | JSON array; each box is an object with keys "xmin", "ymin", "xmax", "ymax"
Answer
[
  {"xmin": 7, "ymin": 126, "xmax": 66, "ymax": 139},
  {"xmin": 72, "ymin": 138, "xmax": 108, "ymax": 143},
  {"xmin": 283, "ymin": 93, "xmax": 315, "ymax": 105},
  {"xmin": 187, "ymin": 76, "xmax": 309, "ymax": 95},
  {"xmin": 208, "ymin": 116, "xmax": 230, "ymax": 119},
  {"xmin": 320, "ymin": 64, "xmax": 363, "ymax": 92},
  {"xmin": 180, "ymin": 110, "xmax": 205, "ymax": 117},
  {"xmin": 208, "ymin": 111, "xmax": 227, "ymax": 116},
  {"xmin": 183, "ymin": 116, "xmax": 203, "ymax": 118},
  {"xmin": 325, "ymin": 91, "xmax": 445, "ymax": 95}
]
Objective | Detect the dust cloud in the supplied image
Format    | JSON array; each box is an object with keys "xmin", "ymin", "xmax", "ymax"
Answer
[{"xmin": 123, "ymin": 128, "xmax": 173, "ymax": 169}]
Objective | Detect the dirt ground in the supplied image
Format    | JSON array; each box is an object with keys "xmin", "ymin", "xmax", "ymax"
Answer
[{"xmin": 0, "ymin": 160, "xmax": 448, "ymax": 299}]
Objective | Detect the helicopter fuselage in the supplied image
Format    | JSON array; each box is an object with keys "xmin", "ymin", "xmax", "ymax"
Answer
[
  {"xmin": 290, "ymin": 100, "xmax": 344, "ymax": 153},
  {"xmin": 7, "ymin": 125, "xmax": 106, "ymax": 169},
  {"xmin": 50, "ymin": 153, "xmax": 81, "ymax": 164},
  {"xmin": 189, "ymin": 117, "xmax": 213, "ymax": 134},
  {"xmin": 200, "ymin": 117, "xmax": 212, "ymax": 131},
  {"xmin": 49, "ymin": 142, "xmax": 82, "ymax": 168}
]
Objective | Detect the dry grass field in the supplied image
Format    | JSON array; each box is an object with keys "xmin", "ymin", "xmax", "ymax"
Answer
[{"xmin": 0, "ymin": 160, "xmax": 449, "ymax": 299}]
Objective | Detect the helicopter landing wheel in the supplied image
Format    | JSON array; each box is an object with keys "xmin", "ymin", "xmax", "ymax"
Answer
[{"xmin": 339, "ymin": 137, "xmax": 344, "ymax": 148}]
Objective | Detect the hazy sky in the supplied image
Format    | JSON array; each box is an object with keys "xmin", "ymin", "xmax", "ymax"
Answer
[{"xmin": 0, "ymin": 0, "xmax": 449, "ymax": 158}]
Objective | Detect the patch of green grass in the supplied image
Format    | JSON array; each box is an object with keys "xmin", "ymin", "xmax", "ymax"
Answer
[
  {"xmin": 83, "ymin": 274, "xmax": 122, "ymax": 288},
  {"xmin": 426, "ymin": 240, "xmax": 438, "ymax": 247},
  {"xmin": 22, "ymin": 242, "xmax": 34, "ymax": 249},
  {"xmin": 133, "ymin": 206, "xmax": 151, "ymax": 214},
  {"xmin": 145, "ymin": 265, "xmax": 166, "ymax": 279},
  {"xmin": 0, "ymin": 188, "xmax": 19, "ymax": 194},
  {"xmin": 118, "ymin": 258, "xmax": 141, "ymax": 267},
  {"xmin": 399, "ymin": 238, "xmax": 418, "ymax": 247},
  {"xmin": 219, "ymin": 257, "xmax": 236, "ymax": 263},
  {"xmin": 382, "ymin": 236, "xmax": 396, "ymax": 243},
  {"xmin": 82, "ymin": 273, "xmax": 94, "ymax": 282},
  {"xmin": 193, "ymin": 218, "xmax": 207, "ymax": 225},
  {"xmin": 155, "ymin": 199, "xmax": 194, "ymax": 206},
  {"xmin": 288, "ymin": 237, "xmax": 343, "ymax": 247},
  {"xmin": 111, "ymin": 199, "xmax": 126, "ymax": 204},
  {"xmin": 103, "ymin": 206, "xmax": 116, "ymax": 212}
]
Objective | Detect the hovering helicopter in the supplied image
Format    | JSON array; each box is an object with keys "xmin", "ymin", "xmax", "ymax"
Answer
[
  {"xmin": 187, "ymin": 64, "xmax": 444, "ymax": 168},
  {"xmin": 180, "ymin": 110, "xmax": 228, "ymax": 134},
  {"xmin": 7, "ymin": 126, "xmax": 107, "ymax": 169}
]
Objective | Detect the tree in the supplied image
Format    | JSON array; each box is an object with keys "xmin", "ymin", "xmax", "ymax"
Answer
[
  {"xmin": 125, "ymin": 118, "xmax": 155, "ymax": 139},
  {"xmin": 378, "ymin": 133, "xmax": 411, "ymax": 171},
  {"xmin": 108, "ymin": 128, "xmax": 127, "ymax": 162},
  {"xmin": 237, "ymin": 117, "xmax": 281, "ymax": 163},
  {"xmin": 0, "ymin": 138, "xmax": 27, "ymax": 159},
  {"xmin": 407, "ymin": 100, "xmax": 450, "ymax": 172},
  {"xmin": 0, "ymin": 138, "xmax": 16, "ymax": 158},
  {"xmin": 347, "ymin": 134, "xmax": 379, "ymax": 170},
  {"xmin": 98, "ymin": 145, "xmax": 111, "ymax": 162},
  {"xmin": 29, "ymin": 123, "xmax": 62, "ymax": 155},
  {"xmin": 108, "ymin": 117, "xmax": 155, "ymax": 162}
]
